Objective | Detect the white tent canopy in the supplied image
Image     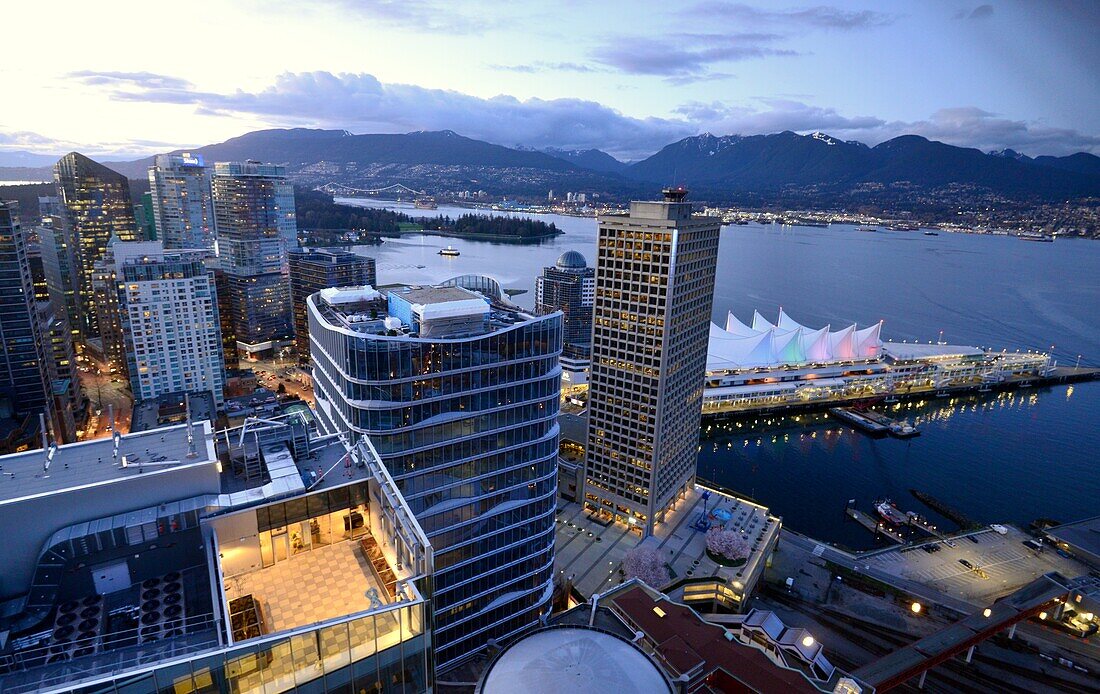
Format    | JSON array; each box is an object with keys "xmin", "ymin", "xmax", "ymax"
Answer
[{"xmin": 708, "ymin": 310, "xmax": 883, "ymax": 371}]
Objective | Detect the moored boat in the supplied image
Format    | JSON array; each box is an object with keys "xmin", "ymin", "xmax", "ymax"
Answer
[{"xmin": 875, "ymin": 499, "xmax": 910, "ymax": 525}]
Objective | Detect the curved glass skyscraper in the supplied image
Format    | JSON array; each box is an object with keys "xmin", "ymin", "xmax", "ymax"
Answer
[{"xmin": 308, "ymin": 283, "xmax": 562, "ymax": 671}]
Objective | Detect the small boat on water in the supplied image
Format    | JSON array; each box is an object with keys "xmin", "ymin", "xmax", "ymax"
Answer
[
  {"xmin": 924, "ymin": 230, "xmax": 939, "ymax": 236},
  {"xmin": 414, "ymin": 197, "xmax": 438, "ymax": 210},
  {"xmin": 438, "ymin": 246, "xmax": 460, "ymax": 256},
  {"xmin": 875, "ymin": 499, "xmax": 910, "ymax": 526},
  {"xmin": 1016, "ymin": 231, "xmax": 1054, "ymax": 242},
  {"xmin": 889, "ymin": 419, "xmax": 920, "ymax": 438},
  {"xmin": 857, "ymin": 226, "xmax": 877, "ymax": 232}
]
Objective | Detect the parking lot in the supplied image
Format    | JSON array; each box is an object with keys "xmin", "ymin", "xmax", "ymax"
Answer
[{"xmin": 863, "ymin": 526, "xmax": 1087, "ymax": 605}]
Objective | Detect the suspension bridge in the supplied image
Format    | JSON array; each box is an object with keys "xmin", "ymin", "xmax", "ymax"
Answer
[{"xmin": 315, "ymin": 182, "xmax": 426, "ymax": 197}]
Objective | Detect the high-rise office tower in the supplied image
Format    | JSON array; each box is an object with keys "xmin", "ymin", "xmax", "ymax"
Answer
[
  {"xmin": 0, "ymin": 201, "xmax": 52, "ymax": 441},
  {"xmin": 212, "ymin": 266, "xmax": 239, "ymax": 370},
  {"xmin": 149, "ymin": 153, "xmax": 215, "ymax": 250},
  {"xmin": 583, "ymin": 189, "xmax": 720, "ymax": 536},
  {"xmin": 95, "ymin": 241, "xmax": 226, "ymax": 406},
  {"xmin": 53, "ymin": 153, "xmax": 138, "ymax": 342},
  {"xmin": 26, "ymin": 230, "xmax": 81, "ymax": 442},
  {"xmin": 36, "ymin": 224, "xmax": 80, "ymax": 346},
  {"xmin": 288, "ymin": 248, "xmax": 376, "ymax": 364},
  {"xmin": 535, "ymin": 249, "xmax": 595, "ymax": 357},
  {"xmin": 211, "ymin": 161, "xmax": 297, "ymax": 359},
  {"xmin": 135, "ymin": 191, "xmax": 156, "ymax": 241},
  {"xmin": 308, "ymin": 282, "xmax": 562, "ymax": 671}
]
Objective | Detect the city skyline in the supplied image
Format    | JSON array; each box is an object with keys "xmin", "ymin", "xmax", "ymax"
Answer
[{"xmin": 1, "ymin": 2, "xmax": 1099, "ymax": 160}]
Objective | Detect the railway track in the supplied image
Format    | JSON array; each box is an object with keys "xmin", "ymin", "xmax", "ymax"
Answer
[{"xmin": 761, "ymin": 586, "xmax": 1093, "ymax": 692}]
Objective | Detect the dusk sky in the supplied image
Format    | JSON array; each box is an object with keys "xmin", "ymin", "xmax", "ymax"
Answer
[{"xmin": 2, "ymin": 0, "xmax": 1098, "ymax": 160}]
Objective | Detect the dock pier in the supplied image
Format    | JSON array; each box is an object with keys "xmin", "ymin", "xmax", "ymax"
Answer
[
  {"xmin": 845, "ymin": 507, "xmax": 905, "ymax": 544},
  {"xmin": 703, "ymin": 365, "xmax": 1100, "ymax": 422},
  {"xmin": 828, "ymin": 407, "xmax": 889, "ymax": 436}
]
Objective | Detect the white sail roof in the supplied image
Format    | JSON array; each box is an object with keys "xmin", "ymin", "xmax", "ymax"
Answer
[
  {"xmin": 752, "ymin": 310, "xmax": 776, "ymax": 332},
  {"xmin": 708, "ymin": 310, "xmax": 884, "ymax": 371}
]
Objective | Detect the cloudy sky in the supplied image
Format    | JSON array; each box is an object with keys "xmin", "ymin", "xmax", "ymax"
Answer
[{"xmin": 1, "ymin": 0, "xmax": 1098, "ymax": 161}]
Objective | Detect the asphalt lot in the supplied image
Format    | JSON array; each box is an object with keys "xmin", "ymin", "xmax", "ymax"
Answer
[{"xmin": 862, "ymin": 527, "xmax": 1085, "ymax": 605}]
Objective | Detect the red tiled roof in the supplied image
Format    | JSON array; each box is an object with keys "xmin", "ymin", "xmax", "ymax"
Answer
[{"xmin": 608, "ymin": 586, "xmax": 819, "ymax": 693}]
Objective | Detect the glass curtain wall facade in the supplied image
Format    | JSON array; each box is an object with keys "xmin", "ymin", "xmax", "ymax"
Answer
[
  {"xmin": 288, "ymin": 249, "xmax": 376, "ymax": 364},
  {"xmin": 534, "ymin": 251, "xmax": 595, "ymax": 357},
  {"xmin": 211, "ymin": 162, "xmax": 297, "ymax": 355},
  {"xmin": 53, "ymin": 153, "xmax": 138, "ymax": 339},
  {"xmin": 149, "ymin": 154, "xmax": 216, "ymax": 251},
  {"xmin": 0, "ymin": 201, "xmax": 50, "ymax": 427},
  {"xmin": 583, "ymin": 191, "xmax": 720, "ymax": 536},
  {"xmin": 308, "ymin": 295, "xmax": 562, "ymax": 671}
]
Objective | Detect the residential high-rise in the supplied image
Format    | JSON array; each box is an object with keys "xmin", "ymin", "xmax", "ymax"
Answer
[
  {"xmin": 308, "ymin": 282, "xmax": 562, "ymax": 671},
  {"xmin": 211, "ymin": 161, "xmax": 297, "ymax": 359},
  {"xmin": 95, "ymin": 241, "xmax": 226, "ymax": 406},
  {"xmin": 535, "ymin": 249, "xmax": 595, "ymax": 355},
  {"xmin": 0, "ymin": 201, "xmax": 51, "ymax": 442},
  {"xmin": 288, "ymin": 248, "xmax": 376, "ymax": 363},
  {"xmin": 582, "ymin": 189, "xmax": 720, "ymax": 536},
  {"xmin": 149, "ymin": 153, "xmax": 215, "ymax": 250},
  {"xmin": 53, "ymin": 153, "xmax": 138, "ymax": 342}
]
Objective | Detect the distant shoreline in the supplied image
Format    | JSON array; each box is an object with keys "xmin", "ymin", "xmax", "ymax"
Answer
[{"xmin": 378, "ymin": 228, "xmax": 563, "ymax": 243}]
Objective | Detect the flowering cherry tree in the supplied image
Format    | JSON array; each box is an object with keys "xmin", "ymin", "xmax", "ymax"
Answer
[
  {"xmin": 706, "ymin": 527, "xmax": 751, "ymax": 562},
  {"xmin": 623, "ymin": 545, "xmax": 670, "ymax": 588}
]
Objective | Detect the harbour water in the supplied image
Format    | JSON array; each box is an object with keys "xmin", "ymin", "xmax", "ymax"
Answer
[{"xmin": 340, "ymin": 198, "xmax": 1100, "ymax": 547}]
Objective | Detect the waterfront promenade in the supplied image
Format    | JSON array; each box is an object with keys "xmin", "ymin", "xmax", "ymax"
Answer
[{"xmin": 703, "ymin": 364, "xmax": 1100, "ymax": 419}]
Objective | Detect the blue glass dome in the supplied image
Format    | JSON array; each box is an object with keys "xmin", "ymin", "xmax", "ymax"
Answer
[{"xmin": 555, "ymin": 250, "xmax": 587, "ymax": 270}]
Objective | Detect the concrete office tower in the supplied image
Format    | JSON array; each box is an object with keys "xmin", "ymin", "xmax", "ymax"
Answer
[
  {"xmin": 582, "ymin": 189, "xmax": 720, "ymax": 536},
  {"xmin": 535, "ymin": 249, "xmax": 595, "ymax": 356},
  {"xmin": 308, "ymin": 283, "xmax": 562, "ymax": 671},
  {"xmin": 96, "ymin": 240, "xmax": 226, "ymax": 406},
  {"xmin": 149, "ymin": 153, "xmax": 215, "ymax": 250},
  {"xmin": 0, "ymin": 201, "xmax": 52, "ymax": 442},
  {"xmin": 211, "ymin": 161, "xmax": 297, "ymax": 359},
  {"xmin": 53, "ymin": 152, "xmax": 138, "ymax": 341},
  {"xmin": 288, "ymin": 248, "xmax": 376, "ymax": 364}
]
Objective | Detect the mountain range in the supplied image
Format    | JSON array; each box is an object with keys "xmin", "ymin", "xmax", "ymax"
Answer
[{"xmin": 3, "ymin": 128, "xmax": 1099, "ymax": 203}]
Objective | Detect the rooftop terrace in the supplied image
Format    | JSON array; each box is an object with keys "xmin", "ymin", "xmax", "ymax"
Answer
[
  {"xmin": 310, "ymin": 281, "xmax": 541, "ymax": 340},
  {"xmin": 556, "ymin": 485, "xmax": 780, "ymax": 605}
]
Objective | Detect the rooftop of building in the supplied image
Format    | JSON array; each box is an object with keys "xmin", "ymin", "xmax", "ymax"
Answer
[
  {"xmin": 1045, "ymin": 515, "xmax": 1100, "ymax": 561},
  {"xmin": 554, "ymin": 249, "xmax": 588, "ymax": 270},
  {"xmin": 311, "ymin": 280, "xmax": 542, "ymax": 340},
  {"xmin": 0, "ymin": 434, "xmax": 430, "ymax": 694},
  {"xmin": 555, "ymin": 485, "xmax": 780, "ymax": 606},
  {"xmin": 477, "ymin": 623, "xmax": 673, "ymax": 694},
  {"xmin": 130, "ymin": 391, "xmax": 217, "ymax": 433},
  {"xmin": 880, "ymin": 341, "xmax": 986, "ymax": 361},
  {"xmin": 0, "ymin": 423, "xmax": 216, "ymax": 505},
  {"xmin": 395, "ymin": 284, "xmax": 482, "ymax": 306},
  {"xmin": 289, "ymin": 247, "xmax": 372, "ymax": 263}
]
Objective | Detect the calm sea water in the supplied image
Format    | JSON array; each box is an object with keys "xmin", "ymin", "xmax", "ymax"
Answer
[{"xmin": 340, "ymin": 199, "xmax": 1100, "ymax": 548}]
